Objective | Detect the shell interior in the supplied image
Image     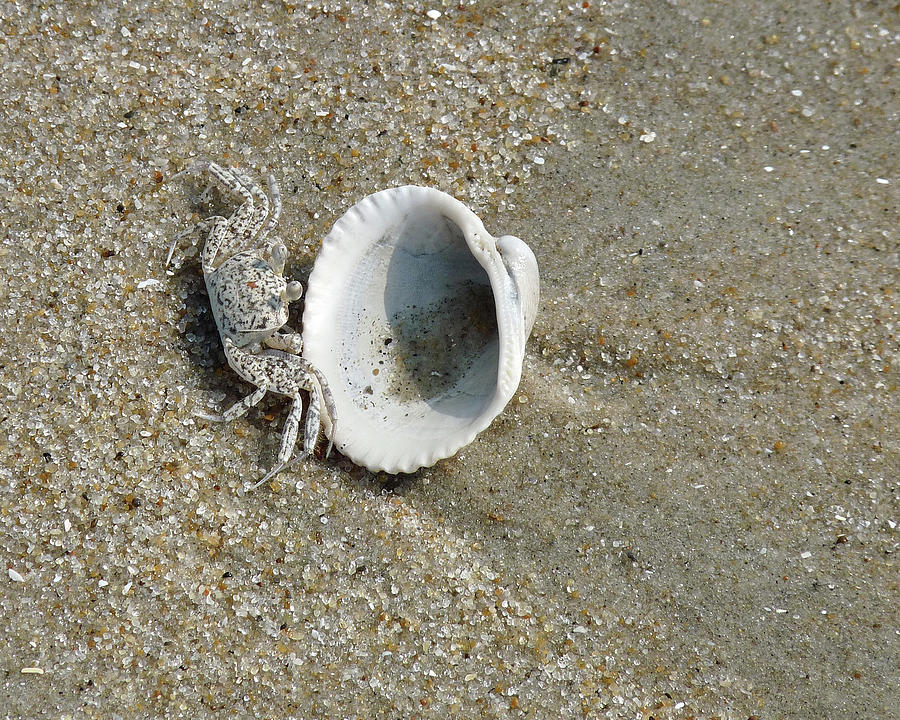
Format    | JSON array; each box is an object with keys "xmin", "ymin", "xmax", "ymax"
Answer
[
  {"xmin": 343, "ymin": 211, "xmax": 498, "ymax": 431},
  {"xmin": 303, "ymin": 186, "xmax": 533, "ymax": 473}
]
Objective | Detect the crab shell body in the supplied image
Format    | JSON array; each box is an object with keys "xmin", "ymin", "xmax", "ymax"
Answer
[{"xmin": 205, "ymin": 250, "xmax": 298, "ymax": 349}]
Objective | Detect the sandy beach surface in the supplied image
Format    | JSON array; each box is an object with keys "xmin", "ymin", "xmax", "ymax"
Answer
[{"xmin": 1, "ymin": 1, "xmax": 896, "ymax": 718}]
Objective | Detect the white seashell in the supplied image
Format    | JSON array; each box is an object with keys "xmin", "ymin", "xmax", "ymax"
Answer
[{"xmin": 302, "ymin": 186, "xmax": 539, "ymax": 473}]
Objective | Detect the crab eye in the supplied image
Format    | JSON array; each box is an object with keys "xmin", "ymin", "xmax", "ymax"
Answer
[{"xmin": 283, "ymin": 281, "xmax": 303, "ymax": 302}]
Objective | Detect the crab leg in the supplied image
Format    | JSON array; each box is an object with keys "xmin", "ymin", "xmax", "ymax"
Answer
[
  {"xmin": 248, "ymin": 394, "xmax": 305, "ymax": 490},
  {"xmin": 254, "ymin": 174, "xmax": 282, "ymax": 253},
  {"xmin": 307, "ymin": 364, "xmax": 336, "ymax": 458},
  {"xmin": 166, "ymin": 215, "xmax": 225, "ymax": 267},
  {"xmin": 196, "ymin": 385, "xmax": 268, "ymax": 424},
  {"xmin": 249, "ymin": 366, "xmax": 334, "ymax": 489},
  {"xmin": 264, "ymin": 329, "xmax": 304, "ymax": 355},
  {"xmin": 303, "ymin": 379, "xmax": 321, "ymax": 457},
  {"xmin": 230, "ymin": 167, "xmax": 273, "ymax": 248},
  {"xmin": 204, "ymin": 163, "xmax": 268, "ymax": 264},
  {"xmin": 200, "ymin": 208, "xmax": 240, "ymax": 273}
]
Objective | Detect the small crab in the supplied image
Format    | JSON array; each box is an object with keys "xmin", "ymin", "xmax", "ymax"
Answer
[{"xmin": 168, "ymin": 161, "xmax": 336, "ymax": 489}]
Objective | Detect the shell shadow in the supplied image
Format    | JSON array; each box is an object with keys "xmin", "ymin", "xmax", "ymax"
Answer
[{"xmin": 338, "ymin": 462, "xmax": 427, "ymax": 496}]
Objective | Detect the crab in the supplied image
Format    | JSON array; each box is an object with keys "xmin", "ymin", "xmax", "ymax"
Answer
[{"xmin": 167, "ymin": 161, "xmax": 336, "ymax": 489}]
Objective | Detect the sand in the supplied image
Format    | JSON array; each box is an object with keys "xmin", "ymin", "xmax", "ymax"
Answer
[{"xmin": 0, "ymin": 1, "xmax": 896, "ymax": 718}]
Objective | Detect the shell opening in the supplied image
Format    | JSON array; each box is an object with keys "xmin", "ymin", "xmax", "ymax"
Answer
[{"xmin": 338, "ymin": 207, "xmax": 499, "ymax": 437}]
